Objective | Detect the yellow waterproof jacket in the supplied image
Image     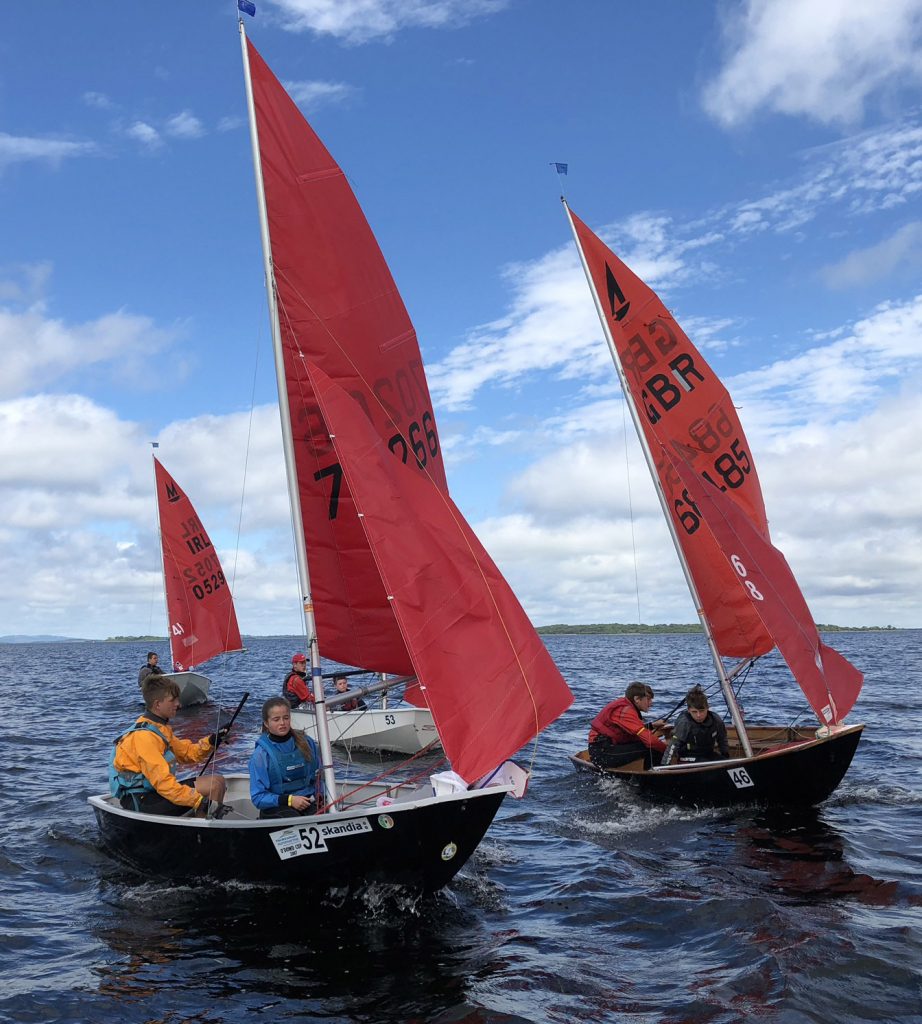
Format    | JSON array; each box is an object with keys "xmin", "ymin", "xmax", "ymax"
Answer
[{"xmin": 113, "ymin": 715, "xmax": 214, "ymax": 808}]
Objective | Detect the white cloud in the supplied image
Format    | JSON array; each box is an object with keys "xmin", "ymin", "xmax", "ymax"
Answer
[
  {"xmin": 0, "ymin": 395, "xmax": 303, "ymax": 639},
  {"xmin": 126, "ymin": 120, "xmax": 162, "ymax": 150},
  {"xmin": 471, "ymin": 295, "xmax": 922, "ymax": 629},
  {"xmin": 83, "ymin": 91, "xmax": 114, "ymax": 110},
  {"xmin": 269, "ymin": 0, "xmax": 508, "ymax": 44},
  {"xmin": 0, "ymin": 304, "xmax": 179, "ymax": 399},
  {"xmin": 0, "ymin": 132, "xmax": 96, "ymax": 171},
  {"xmin": 703, "ymin": 0, "xmax": 922, "ymax": 128},
  {"xmin": 165, "ymin": 110, "xmax": 205, "ymax": 139},
  {"xmin": 819, "ymin": 221, "xmax": 922, "ymax": 288},
  {"xmin": 283, "ymin": 80, "xmax": 356, "ymax": 112}
]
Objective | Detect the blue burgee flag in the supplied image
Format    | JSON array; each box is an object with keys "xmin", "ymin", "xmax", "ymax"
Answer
[
  {"xmin": 553, "ymin": 162, "xmax": 568, "ymax": 175},
  {"xmin": 238, "ymin": 0, "xmax": 256, "ymax": 16},
  {"xmin": 151, "ymin": 441, "xmax": 160, "ymax": 449}
]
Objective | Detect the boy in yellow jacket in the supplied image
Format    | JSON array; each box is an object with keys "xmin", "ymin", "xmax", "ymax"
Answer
[{"xmin": 111, "ymin": 676, "xmax": 227, "ymax": 816}]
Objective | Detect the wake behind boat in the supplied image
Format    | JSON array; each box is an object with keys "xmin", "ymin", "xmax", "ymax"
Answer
[
  {"xmin": 564, "ymin": 205, "xmax": 864, "ymax": 809},
  {"xmin": 90, "ymin": 18, "xmax": 572, "ymax": 894},
  {"xmin": 150, "ymin": 455, "xmax": 243, "ymax": 707}
]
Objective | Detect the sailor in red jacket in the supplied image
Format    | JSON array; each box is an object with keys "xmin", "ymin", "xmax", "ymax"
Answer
[
  {"xmin": 282, "ymin": 652, "xmax": 315, "ymax": 709},
  {"xmin": 588, "ymin": 681, "xmax": 671, "ymax": 769}
]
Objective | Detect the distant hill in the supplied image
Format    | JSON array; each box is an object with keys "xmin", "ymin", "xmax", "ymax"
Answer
[
  {"xmin": 0, "ymin": 635, "xmax": 88, "ymax": 644},
  {"xmin": 105, "ymin": 636, "xmax": 167, "ymax": 642}
]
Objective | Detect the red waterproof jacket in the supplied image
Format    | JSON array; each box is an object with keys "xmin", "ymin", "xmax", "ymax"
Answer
[{"xmin": 589, "ymin": 696, "xmax": 667, "ymax": 752}]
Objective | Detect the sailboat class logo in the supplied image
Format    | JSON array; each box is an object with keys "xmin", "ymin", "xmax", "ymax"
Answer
[
  {"xmin": 165, "ymin": 479, "xmax": 181, "ymax": 503},
  {"xmin": 605, "ymin": 263, "xmax": 630, "ymax": 322}
]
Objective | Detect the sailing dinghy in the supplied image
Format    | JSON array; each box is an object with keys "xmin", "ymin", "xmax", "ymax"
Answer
[
  {"xmin": 150, "ymin": 455, "xmax": 243, "ymax": 707},
  {"xmin": 563, "ymin": 205, "xmax": 864, "ymax": 808},
  {"xmin": 88, "ymin": 21, "xmax": 572, "ymax": 893},
  {"xmin": 292, "ymin": 680, "xmax": 441, "ymax": 756}
]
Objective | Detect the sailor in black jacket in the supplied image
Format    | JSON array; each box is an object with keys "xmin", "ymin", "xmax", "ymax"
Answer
[{"xmin": 664, "ymin": 686, "xmax": 729, "ymax": 763}]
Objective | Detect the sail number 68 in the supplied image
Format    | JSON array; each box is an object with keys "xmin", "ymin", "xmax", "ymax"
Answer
[{"xmin": 731, "ymin": 554, "xmax": 763, "ymax": 601}]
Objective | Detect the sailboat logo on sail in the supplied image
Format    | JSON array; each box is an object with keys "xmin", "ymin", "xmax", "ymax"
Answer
[
  {"xmin": 605, "ymin": 263, "xmax": 631, "ymax": 322},
  {"xmin": 165, "ymin": 480, "xmax": 181, "ymax": 503}
]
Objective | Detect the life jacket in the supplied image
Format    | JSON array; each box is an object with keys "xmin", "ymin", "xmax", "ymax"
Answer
[
  {"xmin": 255, "ymin": 732, "xmax": 318, "ymax": 797},
  {"xmin": 109, "ymin": 720, "xmax": 175, "ymax": 806},
  {"xmin": 282, "ymin": 670, "xmax": 313, "ymax": 709},
  {"xmin": 675, "ymin": 712, "xmax": 725, "ymax": 757}
]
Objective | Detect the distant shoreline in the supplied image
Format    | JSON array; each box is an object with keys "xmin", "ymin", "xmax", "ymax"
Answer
[
  {"xmin": 0, "ymin": 623, "xmax": 912, "ymax": 645},
  {"xmin": 533, "ymin": 623, "xmax": 906, "ymax": 635}
]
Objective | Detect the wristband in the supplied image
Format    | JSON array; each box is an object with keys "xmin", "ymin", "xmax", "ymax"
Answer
[{"xmin": 287, "ymin": 794, "xmax": 292, "ymax": 807}]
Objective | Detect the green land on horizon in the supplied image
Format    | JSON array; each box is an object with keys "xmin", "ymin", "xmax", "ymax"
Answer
[{"xmin": 108, "ymin": 623, "xmax": 898, "ymax": 641}]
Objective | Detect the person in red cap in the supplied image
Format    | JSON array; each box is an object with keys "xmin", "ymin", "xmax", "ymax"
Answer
[{"xmin": 282, "ymin": 652, "xmax": 314, "ymax": 709}]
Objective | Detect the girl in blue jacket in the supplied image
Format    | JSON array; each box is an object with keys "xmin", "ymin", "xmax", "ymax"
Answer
[{"xmin": 248, "ymin": 697, "xmax": 321, "ymax": 819}]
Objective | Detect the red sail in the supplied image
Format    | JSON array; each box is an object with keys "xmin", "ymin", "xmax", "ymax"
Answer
[
  {"xmin": 248, "ymin": 40, "xmax": 447, "ymax": 674},
  {"xmin": 308, "ymin": 364, "xmax": 574, "ymax": 782},
  {"xmin": 570, "ymin": 210, "xmax": 773, "ymax": 659},
  {"xmin": 668, "ymin": 452, "xmax": 863, "ymax": 723},
  {"xmin": 154, "ymin": 457, "xmax": 243, "ymax": 672}
]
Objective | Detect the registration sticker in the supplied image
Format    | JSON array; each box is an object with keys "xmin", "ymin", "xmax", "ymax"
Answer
[
  {"xmin": 728, "ymin": 766, "xmax": 755, "ymax": 789},
  {"xmin": 270, "ymin": 816, "xmax": 373, "ymax": 860}
]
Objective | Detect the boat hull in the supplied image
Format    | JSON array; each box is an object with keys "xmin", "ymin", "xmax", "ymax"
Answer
[
  {"xmin": 162, "ymin": 671, "xmax": 210, "ymax": 707},
  {"xmin": 570, "ymin": 724, "xmax": 863, "ymax": 808},
  {"xmin": 291, "ymin": 706, "xmax": 440, "ymax": 755},
  {"xmin": 89, "ymin": 774, "xmax": 505, "ymax": 892}
]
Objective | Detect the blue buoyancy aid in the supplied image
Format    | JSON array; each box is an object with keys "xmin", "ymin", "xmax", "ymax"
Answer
[
  {"xmin": 255, "ymin": 732, "xmax": 317, "ymax": 797},
  {"xmin": 108, "ymin": 721, "xmax": 176, "ymax": 804}
]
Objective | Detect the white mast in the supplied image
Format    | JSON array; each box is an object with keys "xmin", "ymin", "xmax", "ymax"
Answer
[
  {"xmin": 563, "ymin": 199, "xmax": 753, "ymax": 758},
  {"xmin": 238, "ymin": 18, "xmax": 339, "ymax": 803}
]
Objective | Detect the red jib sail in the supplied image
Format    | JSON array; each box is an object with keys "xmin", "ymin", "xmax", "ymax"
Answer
[
  {"xmin": 668, "ymin": 451, "xmax": 863, "ymax": 723},
  {"xmin": 248, "ymin": 40, "xmax": 447, "ymax": 675},
  {"xmin": 308, "ymin": 363, "xmax": 574, "ymax": 782},
  {"xmin": 153, "ymin": 457, "xmax": 243, "ymax": 672},
  {"xmin": 569, "ymin": 210, "xmax": 773, "ymax": 659}
]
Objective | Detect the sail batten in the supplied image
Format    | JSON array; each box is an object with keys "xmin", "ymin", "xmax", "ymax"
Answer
[{"xmin": 153, "ymin": 457, "xmax": 242, "ymax": 673}]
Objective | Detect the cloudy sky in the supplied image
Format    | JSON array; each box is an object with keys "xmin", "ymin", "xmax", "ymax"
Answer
[{"xmin": 2, "ymin": 0, "xmax": 921, "ymax": 640}]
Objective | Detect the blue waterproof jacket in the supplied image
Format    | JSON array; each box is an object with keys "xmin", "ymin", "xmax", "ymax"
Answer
[{"xmin": 248, "ymin": 732, "xmax": 320, "ymax": 811}]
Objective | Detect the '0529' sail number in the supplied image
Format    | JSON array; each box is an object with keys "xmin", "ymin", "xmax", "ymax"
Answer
[{"xmin": 182, "ymin": 558, "xmax": 229, "ymax": 602}]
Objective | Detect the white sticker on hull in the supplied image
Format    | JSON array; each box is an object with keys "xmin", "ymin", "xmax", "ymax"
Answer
[
  {"xmin": 728, "ymin": 766, "xmax": 755, "ymax": 789},
  {"xmin": 271, "ymin": 816, "xmax": 372, "ymax": 860}
]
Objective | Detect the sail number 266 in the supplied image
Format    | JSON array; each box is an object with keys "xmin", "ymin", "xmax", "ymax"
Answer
[{"xmin": 313, "ymin": 409, "xmax": 439, "ymax": 520}]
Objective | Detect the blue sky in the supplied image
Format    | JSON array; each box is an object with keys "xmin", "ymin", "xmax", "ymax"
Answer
[{"xmin": 2, "ymin": 0, "xmax": 921, "ymax": 640}]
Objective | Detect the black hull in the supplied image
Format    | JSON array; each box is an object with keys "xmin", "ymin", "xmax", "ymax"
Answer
[
  {"xmin": 90, "ymin": 787, "xmax": 506, "ymax": 893},
  {"xmin": 570, "ymin": 724, "xmax": 863, "ymax": 809}
]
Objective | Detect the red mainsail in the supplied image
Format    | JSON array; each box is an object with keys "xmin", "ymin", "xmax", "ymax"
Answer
[
  {"xmin": 308, "ymin": 364, "xmax": 574, "ymax": 782},
  {"xmin": 154, "ymin": 457, "xmax": 243, "ymax": 672},
  {"xmin": 569, "ymin": 210, "xmax": 773, "ymax": 659},
  {"xmin": 248, "ymin": 40, "xmax": 447, "ymax": 674},
  {"xmin": 668, "ymin": 452, "xmax": 863, "ymax": 723}
]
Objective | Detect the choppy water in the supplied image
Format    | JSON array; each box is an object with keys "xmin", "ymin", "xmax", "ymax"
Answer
[{"xmin": 1, "ymin": 631, "xmax": 920, "ymax": 1023}]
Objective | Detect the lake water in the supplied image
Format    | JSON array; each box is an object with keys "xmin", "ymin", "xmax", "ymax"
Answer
[{"xmin": 1, "ymin": 631, "xmax": 920, "ymax": 1024}]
